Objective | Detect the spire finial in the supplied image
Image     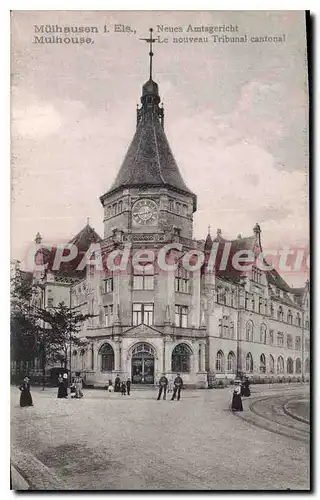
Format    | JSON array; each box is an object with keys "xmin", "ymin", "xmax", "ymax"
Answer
[
  {"xmin": 140, "ymin": 28, "xmax": 156, "ymax": 80},
  {"xmin": 208, "ymin": 224, "xmax": 211, "ymax": 235},
  {"xmin": 217, "ymin": 228, "xmax": 222, "ymax": 237},
  {"xmin": 87, "ymin": 217, "xmax": 90, "ymax": 225}
]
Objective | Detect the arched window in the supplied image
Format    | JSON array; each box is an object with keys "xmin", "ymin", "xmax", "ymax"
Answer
[
  {"xmin": 171, "ymin": 343, "xmax": 192, "ymax": 373},
  {"xmin": 295, "ymin": 336, "xmax": 301, "ymax": 350},
  {"xmin": 305, "ymin": 358, "xmax": 309, "ymax": 374},
  {"xmin": 99, "ymin": 343, "xmax": 115, "ymax": 372},
  {"xmin": 287, "ymin": 310, "xmax": 293, "ymax": 324},
  {"xmin": 73, "ymin": 350, "xmax": 77, "ymax": 357},
  {"xmin": 260, "ymin": 324, "xmax": 267, "ymax": 344},
  {"xmin": 296, "ymin": 313, "xmax": 301, "ymax": 327},
  {"xmin": 227, "ymin": 351, "xmax": 236, "ymax": 373},
  {"xmin": 277, "ymin": 306, "xmax": 284, "ymax": 322},
  {"xmin": 118, "ymin": 200, "xmax": 123, "ymax": 213},
  {"xmin": 295, "ymin": 358, "xmax": 301, "ymax": 374},
  {"xmin": 287, "ymin": 334, "xmax": 293, "ymax": 349},
  {"xmin": 245, "ymin": 352, "xmax": 253, "ymax": 373},
  {"xmin": 305, "ymin": 318, "xmax": 309, "ymax": 330},
  {"xmin": 269, "ymin": 354, "xmax": 275, "ymax": 373},
  {"xmin": 80, "ymin": 349, "xmax": 86, "ymax": 370},
  {"xmin": 287, "ymin": 357, "xmax": 294, "ymax": 374},
  {"xmin": 260, "ymin": 354, "xmax": 266, "ymax": 373},
  {"xmin": 277, "ymin": 356, "xmax": 284, "ymax": 374},
  {"xmin": 246, "ymin": 321, "xmax": 254, "ymax": 342},
  {"xmin": 132, "ymin": 343, "xmax": 155, "ymax": 357},
  {"xmin": 216, "ymin": 350, "xmax": 224, "ymax": 373}
]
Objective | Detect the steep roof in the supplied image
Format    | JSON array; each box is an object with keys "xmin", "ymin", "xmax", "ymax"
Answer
[
  {"xmin": 68, "ymin": 223, "xmax": 102, "ymax": 252},
  {"xmin": 105, "ymin": 110, "xmax": 196, "ymax": 204}
]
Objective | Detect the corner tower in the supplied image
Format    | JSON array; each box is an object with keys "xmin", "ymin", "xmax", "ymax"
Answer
[{"xmin": 100, "ymin": 29, "xmax": 197, "ymax": 242}]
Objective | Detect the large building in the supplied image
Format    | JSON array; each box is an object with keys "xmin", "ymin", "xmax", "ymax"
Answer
[{"xmin": 12, "ymin": 44, "xmax": 310, "ymax": 388}]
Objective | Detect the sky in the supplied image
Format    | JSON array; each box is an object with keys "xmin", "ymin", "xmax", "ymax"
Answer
[{"xmin": 11, "ymin": 10, "xmax": 309, "ymax": 285}]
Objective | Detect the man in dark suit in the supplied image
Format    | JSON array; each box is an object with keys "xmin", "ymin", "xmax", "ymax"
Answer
[
  {"xmin": 157, "ymin": 374, "xmax": 168, "ymax": 400},
  {"xmin": 171, "ymin": 373, "xmax": 183, "ymax": 401}
]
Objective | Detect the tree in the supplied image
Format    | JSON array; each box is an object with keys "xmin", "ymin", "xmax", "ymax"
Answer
[
  {"xmin": 11, "ymin": 268, "xmax": 93, "ymax": 388},
  {"xmin": 36, "ymin": 302, "xmax": 92, "ymax": 380},
  {"xmin": 10, "ymin": 270, "xmax": 40, "ymax": 377}
]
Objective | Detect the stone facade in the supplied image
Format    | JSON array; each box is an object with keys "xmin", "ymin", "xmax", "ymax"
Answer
[{"xmin": 16, "ymin": 63, "xmax": 310, "ymax": 388}]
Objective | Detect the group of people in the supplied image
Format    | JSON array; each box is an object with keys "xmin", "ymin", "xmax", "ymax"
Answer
[
  {"xmin": 108, "ymin": 375, "xmax": 131, "ymax": 396},
  {"xmin": 230, "ymin": 376, "xmax": 251, "ymax": 412},
  {"xmin": 57, "ymin": 372, "xmax": 83, "ymax": 399},
  {"xmin": 157, "ymin": 373, "xmax": 183, "ymax": 401},
  {"xmin": 18, "ymin": 372, "xmax": 251, "ymax": 410}
]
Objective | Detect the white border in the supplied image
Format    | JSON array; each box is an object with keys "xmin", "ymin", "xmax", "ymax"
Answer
[{"xmin": 2, "ymin": 3, "xmax": 316, "ymax": 499}]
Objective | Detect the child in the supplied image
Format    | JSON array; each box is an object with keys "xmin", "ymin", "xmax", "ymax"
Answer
[
  {"xmin": 70, "ymin": 382, "xmax": 76, "ymax": 399},
  {"xmin": 121, "ymin": 381, "xmax": 126, "ymax": 395}
]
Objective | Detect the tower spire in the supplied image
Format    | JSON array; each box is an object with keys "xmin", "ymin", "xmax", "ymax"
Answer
[{"xmin": 140, "ymin": 28, "xmax": 156, "ymax": 80}]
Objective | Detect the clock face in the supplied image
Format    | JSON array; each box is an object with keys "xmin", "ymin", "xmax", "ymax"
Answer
[{"xmin": 132, "ymin": 198, "xmax": 158, "ymax": 225}]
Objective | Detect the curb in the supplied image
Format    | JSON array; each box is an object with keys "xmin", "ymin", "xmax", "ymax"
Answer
[
  {"xmin": 11, "ymin": 464, "xmax": 30, "ymax": 490},
  {"xmin": 11, "ymin": 448, "xmax": 72, "ymax": 490},
  {"xmin": 283, "ymin": 400, "xmax": 310, "ymax": 425}
]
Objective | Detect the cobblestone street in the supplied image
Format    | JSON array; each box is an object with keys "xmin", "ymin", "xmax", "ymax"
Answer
[{"xmin": 11, "ymin": 384, "xmax": 310, "ymax": 490}]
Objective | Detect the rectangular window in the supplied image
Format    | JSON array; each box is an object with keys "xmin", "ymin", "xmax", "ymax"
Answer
[
  {"xmin": 132, "ymin": 303, "xmax": 154, "ymax": 326},
  {"xmin": 47, "ymin": 297, "xmax": 54, "ymax": 308},
  {"xmin": 104, "ymin": 276, "xmax": 113, "ymax": 294},
  {"xmin": 105, "ymin": 304, "xmax": 113, "ymax": 327},
  {"xmin": 277, "ymin": 333, "xmax": 284, "ymax": 346},
  {"xmin": 245, "ymin": 292, "xmax": 250, "ymax": 309},
  {"xmin": 175, "ymin": 305, "xmax": 188, "ymax": 328},
  {"xmin": 133, "ymin": 264, "xmax": 154, "ymax": 290},
  {"xmin": 175, "ymin": 267, "xmax": 190, "ymax": 293}
]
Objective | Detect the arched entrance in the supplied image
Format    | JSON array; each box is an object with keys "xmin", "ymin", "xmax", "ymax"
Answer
[{"xmin": 131, "ymin": 343, "xmax": 155, "ymax": 384}]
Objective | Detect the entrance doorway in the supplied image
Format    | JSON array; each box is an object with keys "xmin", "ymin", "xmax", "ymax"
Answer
[{"xmin": 131, "ymin": 343, "xmax": 155, "ymax": 384}]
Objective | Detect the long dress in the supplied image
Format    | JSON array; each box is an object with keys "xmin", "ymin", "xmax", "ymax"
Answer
[
  {"xmin": 75, "ymin": 376, "xmax": 83, "ymax": 398},
  {"xmin": 114, "ymin": 377, "xmax": 121, "ymax": 393},
  {"xmin": 241, "ymin": 381, "xmax": 251, "ymax": 397},
  {"xmin": 231, "ymin": 386, "xmax": 243, "ymax": 412},
  {"xmin": 57, "ymin": 379, "xmax": 67, "ymax": 398},
  {"xmin": 19, "ymin": 382, "xmax": 33, "ymax": 407}
]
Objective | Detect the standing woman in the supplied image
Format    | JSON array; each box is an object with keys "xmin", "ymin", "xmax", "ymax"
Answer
[
  {"xmin": 74, "ymin": 372, "xmax": 83, "ymax": 399},
  {"xmin": 19, "ymin": 376, "xmax": 33, "ymax": 407},
  {"xmin": 241, "ymin": 376, "xmax": 251, "ymax": 397},
  {"xmin": 57, "ymin": 374, "xmax": 65, "ymax": 398},
  {"xmin": 231, "ymin": 380, "xmax": 243, "ymax": 412}
]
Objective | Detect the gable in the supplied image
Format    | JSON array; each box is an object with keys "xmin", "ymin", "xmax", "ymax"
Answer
[{"xmin": 123, "ymin": 323, "xmax": 162, "ymax": 338}]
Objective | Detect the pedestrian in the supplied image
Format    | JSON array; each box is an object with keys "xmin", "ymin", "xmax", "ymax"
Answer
[
  {"xmin": 157, "ymin": 373, "xmax": 168, "ymax": 400},
  {"xmin": 126, "ymin": 378, "xmax": 131, "ymax": 396},
  {"xmin": 167, "ymin": 375, "xmax": 173, "ymax": 394},
  {"xmin": 121, "ymin": 381, "xmax": 126, "ymax": 395},
  {"xmin": 241, "ymin": 376, "xmax": 251, "ymax": 397},
  {"xmin": 74, "ymin": 372, "xmax": 83, "ymax": 398},
  {"xmin": 108, "ymin": 381, "xmax": 114, "ymax": 392},
  {"xmin": 171, "ymin": 373, "xmax": 183, "ymax": 401},
  {"xmin": 57, "ymin": 374, "xmax": 66, "ymax": 398},
  {"xmin": 62, "ymin": 373, "xmax": 69, "ymax": 398},
  {"xmin": 114, "ymin": 374, "xmax": 121, "ymax": 393},
  {"xmin": 19, "ymin": 376, "xmax": 33, "ymax": 407},
  {"xmin": 70, "ymin": 381, "xmax": 76, "ymax": 399},
  {"xmin": 231, "ymin": 379, "xmax": 243, "ymax": 412}
]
